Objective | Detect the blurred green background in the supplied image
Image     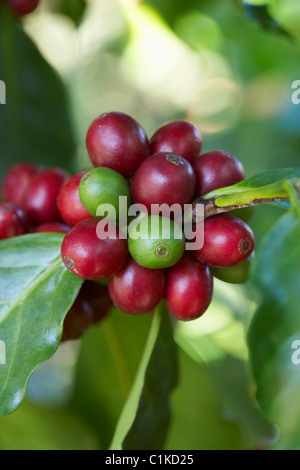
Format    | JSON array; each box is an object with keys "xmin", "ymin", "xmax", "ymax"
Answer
[{"xmin": 0, "ymin": 0, "xmax": 299, "ymax": 450}]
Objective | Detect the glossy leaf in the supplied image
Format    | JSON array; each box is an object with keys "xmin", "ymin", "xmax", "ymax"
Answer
[
  {"xmin": 248, "ymin": 211, "xmax": 300, "ymax": 449},
  {"xmin": 69, "ymin": 308, "xmax": 153, "ymax": 449},
  {"xmin": 202, "ymin": 168, "xmax": 300, "ymax": 210},
  {"xmin": 110, "ymin": 302, "xmax": 178, "ymax": 450},
  {"xmin": 174, "ymin": 290, "xmax": 277, "ymax": 450},
  {"xmin": 0, "ymin": 234, "xmax": 83, "ymax": 416},
  {"xmin": 166, "ymin": 349, "xmax": 246, "ymax": 450}
]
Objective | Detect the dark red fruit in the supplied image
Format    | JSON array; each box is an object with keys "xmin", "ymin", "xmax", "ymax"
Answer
[
  {"xmin": 2, "ymin": 163, "xmax": 41, "ymax": 209},
  {"xmin": 61, "ymin": 281, "xmax": 111, "ymax": 341},
  {"xmin": 193, "ymin": 150, "xmax": 245, "ymax": 197},
  {"xmin": 86, "ymin": 112, "xmax": 150, "ymax": 178},
  {"xmin": 0, "ymin": 201, "xmax": 28, "ymax": 240},
  {"xmin": 7, "ymin": 0, "xmax": 40, "ymax": 16},
  {"xmin": 61, "ymin": 218, "xmax": 128, "ymax": 280},
  {"xmin": 108, "ymin": 257, "xmax": 165, "ymax": 315},
  {"xmin": 57, "ymin": 172, "xmax": 92, "ymax": 227},
  {"xmin": 131, "ymin": 152, "xmax": 196, "ymax": 212},
  {"xmin": 24, "ymin": 167, "xmax": 68, "ymax": 225},
  {"xmin": 33, "ymin": 222, "xmax": 70, "ymax": 233},
  {"xmin": 194, "ymin": 214, "xmax": 255, "ymax": 267},
  {"xmin": 61, "ymin": 287, "xmax": 95, "ymax": 342},
  {"xmin": 150, "ymin": 121, "xmax": 202, "ymax": 165},
  {"xmin": 165, "ymin": 253, "xmax": 213, "ymax": 321},
  {"xmin": 82, "ymin": 281, "xmax": 112, "ymax": 324}
]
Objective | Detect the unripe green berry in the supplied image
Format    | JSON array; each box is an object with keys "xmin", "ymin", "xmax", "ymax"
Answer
[
  {"xmin": 128, "ymin": 215, "xmax": 185, "ymax": 269},
  {"xmin": 79, "ymin": 167, "xmax": 132, "ymax": 220}
]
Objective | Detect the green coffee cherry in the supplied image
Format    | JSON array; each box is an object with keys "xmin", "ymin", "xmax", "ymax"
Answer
[
  {"xmin": 211, "ymin": 257, "xmax": 252, "ymax": 284},
  {"xmin": 128, "ymin": 215, "xmax": 185, "ymax": 269},
  {"xmin": 79, "ymin": 167, "xmax": 131, "ymax": 220}
]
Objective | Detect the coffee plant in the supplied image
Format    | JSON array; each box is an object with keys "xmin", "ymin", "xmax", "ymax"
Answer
[{"xmin": 0, "ymin": 0, "xmax": 300, "ymax": 452}]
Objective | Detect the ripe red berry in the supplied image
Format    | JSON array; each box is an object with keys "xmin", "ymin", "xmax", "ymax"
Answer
[
  {"xmin": 150, "ymin": 121, "xmax": 202, "ymax": 165},
  {"xmin": 57, "ymin": 172, "xmax": 92, "ymax": 227},
  {"xmin": 0, "ymin": 201, "xmax": 28, "ymax": 240},
  {"xmin": 61, "ymin": 287, "xmax": 95, "ymax": 342},
  {"xmin": 131, "ymin": 152, "xmax": 196, "ymax": 212},
  {"xmin": 24, "ymin": 167, "xmax": 68, "ymax": 225},
  {"xmin": 86, "ymin": 112, "xmax": 150, "ymax": 178},
  {"xmin": 82, "ymin": 281, "xmax": 112, "ymax": 324},
  {"xmin": 165, "ymin": 253, "xmax": 213, "ymax": 321},
  {"xmin": 61, "ymin": 218, "xmax": 128, "ymax": 280},
  {"xmin": 194, "ymin": 214, "xmax": 255, "ymax": 267},
  {"xmin": 108, "ymin": 257, "xmax": 165, "ymax": 315},
  {"xmin": 7, "ymin": 0, "xmax": 40, "ymax": 16},
  {"xmin": 61, "ymin": 281, "xmax": 112, "ymax": 341},
  {"xmin": 33, "ymin": 222, "xmax": 70, "ymax": 233},
  {"xmin": 193, "ymin": 150, "xmax": 245, "ymax": 197},
  {"xmin": 2, "ymin": 163, "xmax": 41, "ymax": 209}
]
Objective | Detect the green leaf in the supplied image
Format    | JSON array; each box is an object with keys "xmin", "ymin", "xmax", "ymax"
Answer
[
  {"xmin": 110, "ymin": 302, "xmax": 178, "ymax": 450},
  {"xmin": 201, "ymin": 168, "xmax": 300, "ymax": 209},
  {"xmin": 242, "ymin": 2, "xmax": 293, "ymax": 40},
  {"xmin": 0, "ymin": 234, "xmax": 83, "ymax": 416},
  {"xmin": 248, "ymin": 211, "xmax": 300, "ymax": 449},
  {"xmin": 69, "ymin": 308, "xmax": 153, "ymax": 449},
  {"xmin": 165, "ymin": 349, "xmax": 246, "ymax": 450},
  {"xmin": 0, "ymin": 5, "xmax": 75, "ymax": 178},
  {"xmin": 174, "ymin": 285, "xmax": 277, "ymax": 450}
]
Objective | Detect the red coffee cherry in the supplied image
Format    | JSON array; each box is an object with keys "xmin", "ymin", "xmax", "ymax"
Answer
[
  {"xmin": 61, "ymin": 281, "xmax": 112, "ymax": 341},
  {"xmin": 150, "ymin": 121, "xmax": 202, "ymax": 165},
  {"xmin": 2, "ymin": 163, "xmax": 41, "ymax": 209},
  {"xmin": 57, "ymin": 172, "xmax": 92, "ymax": 227},
  {"xmin": 194, "ymin": 214, "xmax": 255, "ymax": 267},
  {"xmin": 131, "ymin": 152, "xmax": 196, "ymax": 212},
  {"xmin": 193, "ymin": 150, "xmax": 245, "ymax": 197},
  {"xmin": 0, "ymin": 201, "xmax": 28, "ymax": 240},
  {"xmin": 165, "ymin": 253, "xmax": 213, "ymax": 321},
  {"xmin": 33, "ymin": 222, "xmax": 70, "ymax": 233},
  {"xmin": 61, "ymin": 287, "xmax": 94, "ymax": 342},
  {"xmin": 24, "ymin": 167, "xmax": 68, "ymax": 225},
  {"xmin": 7, "ymin": 0, "xmax": 40, "ymax": 16},
  {"xmin": 61, "ymin": 218, "xmax": 128, "ymax": 280},
  {"xmin": 108, "ymin": 257, "xmax": 165, "ymax": 315},
  {"xmin": 86, "ymin": 112, "xmax": 150, "ymax": 178},
  {"xmin": 82, "ymin": 281, "xmax": 112, "ymax": 324}
]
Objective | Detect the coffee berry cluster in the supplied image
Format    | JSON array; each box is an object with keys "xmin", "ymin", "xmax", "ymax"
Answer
[
  {"xmin": 0, "ymin": 111, "xmax": 255, "ymax": 339},
  {"xmin": 0, "ymin": 162, "xmax": 112, "ymax": 341}
]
